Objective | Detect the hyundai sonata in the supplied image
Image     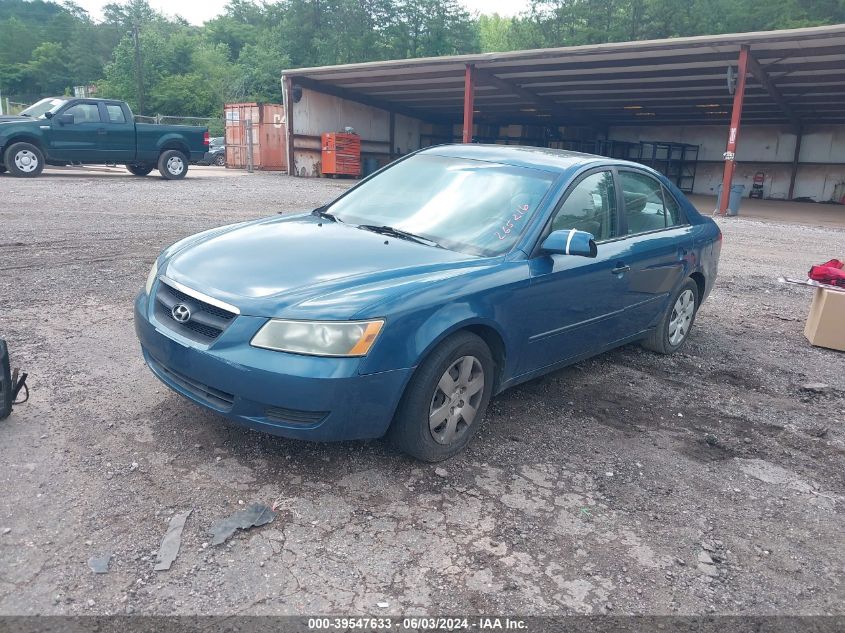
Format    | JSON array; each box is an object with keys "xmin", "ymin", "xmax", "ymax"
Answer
[{"xmin": 134, "ymin": 144, "xmax": 721, "ymax": 461}]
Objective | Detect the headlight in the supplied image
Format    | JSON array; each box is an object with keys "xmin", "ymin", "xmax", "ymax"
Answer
[
  {"xmin": 145, "ymin": 259, "xmax": 159, "ymax": 295},
  {"xmin": 251, "ymin": 319, "xmax": 385, "ymax": 357}
]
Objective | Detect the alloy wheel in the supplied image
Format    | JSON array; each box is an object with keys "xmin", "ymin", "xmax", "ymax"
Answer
[
  {"xmin": 167, "ymin": 156, "xmax": 184, "ymax": 175},
  {"xmin": 429, "ymin": 355, "xmax": 485, "ymax": 445},
  {"xmin": 14, "ymin": 150, "xmax": 39, "ymax": 173},
  {"xmin": 668, "ymin": 289, "xmax": 695, "ymax": 346}
]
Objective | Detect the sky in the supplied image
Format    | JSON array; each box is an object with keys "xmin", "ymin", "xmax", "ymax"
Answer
[{"xmin": 72, "ymin": 0, "xmax": 531, "ymax": 26}]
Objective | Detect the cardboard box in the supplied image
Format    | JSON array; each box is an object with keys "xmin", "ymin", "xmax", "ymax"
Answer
[{"xmin": 804, "ymin": 287, "xmax": 845, "ymax": 351}]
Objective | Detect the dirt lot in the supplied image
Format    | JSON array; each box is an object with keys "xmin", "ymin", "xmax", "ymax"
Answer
[{"xmin": 0, "ymin": 166, "xmax": 843, "ymax": 616}]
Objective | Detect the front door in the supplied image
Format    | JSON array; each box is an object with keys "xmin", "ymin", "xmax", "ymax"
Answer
[
  {"xmin": 519, "ymin": 169, "xmax": 629, "ymax": 374},
  {"xmin": 48, "ymin": 101, "xmax": 107, "ymax": 162}
]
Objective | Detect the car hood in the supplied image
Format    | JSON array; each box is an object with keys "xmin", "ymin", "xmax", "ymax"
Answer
[{"xmin": 163, "ymin": 214, "xmax": 493, "ymax": 319}]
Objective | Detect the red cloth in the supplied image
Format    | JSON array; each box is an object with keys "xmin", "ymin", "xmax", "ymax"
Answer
[{"xmin": 809, "ymin": 259, "xmax": 845, "ymax": 288}]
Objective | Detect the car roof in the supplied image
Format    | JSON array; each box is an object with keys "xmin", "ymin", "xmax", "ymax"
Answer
[{"xmin": 419, "ymin": 143, "xmax": 617, "ymax": 174}]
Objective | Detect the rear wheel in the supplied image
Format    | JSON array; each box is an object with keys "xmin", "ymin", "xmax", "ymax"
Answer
[
  {"xmin": 126, "ymin": 163, "xmax": 154, "ymax": 176},
  {"xmin": 0, "ymin": 165, "xmax": 6, "ymax": 174},
  {"xmin": 388, "ymin": 331, "xmax": 494, "ymax": 462},
  {"xmin": 213, "ymin": 152, "xmax": 225, "ymax": 166},
  {"xmin": 4, "ymin": 142, "xmax": 44, "ymax": 178},
  {"xmin": 158, "ymin": 149, "xmax": 188, "ymax": 180},
  {"xmin": 642, "ymin": 277, "xmax": 700, "ymax": 354}
]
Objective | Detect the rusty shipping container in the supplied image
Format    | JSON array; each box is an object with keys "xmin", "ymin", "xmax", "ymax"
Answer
[{"xmin": 224, "ymin": 103, "xmax": 287, "ymax": 171}]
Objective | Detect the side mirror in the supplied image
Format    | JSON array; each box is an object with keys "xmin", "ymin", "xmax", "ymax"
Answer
[
  {"xmin": 540, "ymin": 229, "xmax": 597, "ymax": 258},
  {"xmin": 44, "ymin": 111, "xmax": 53, "ymax": 119},
  {"xmin": 56, "ymin": 113, "xmax": 74, "ymax": 125}
]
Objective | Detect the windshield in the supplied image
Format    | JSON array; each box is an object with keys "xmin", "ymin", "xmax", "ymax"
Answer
[
  {"xmin": 327, "ymin": 154, "xmax": 556, "ymax": 256},
  {"xmin": 19, "ymin": 97, "xmax": 68, "ymax": 119}
]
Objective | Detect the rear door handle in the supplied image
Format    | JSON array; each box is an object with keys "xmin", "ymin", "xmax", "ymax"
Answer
[
  {"xmin": 611, "ymin": 264, "xmax": 631, "ymax": 275},
  {"xmin": 97, "ymin": 128, "xmax": 107, "ymax": 135}
]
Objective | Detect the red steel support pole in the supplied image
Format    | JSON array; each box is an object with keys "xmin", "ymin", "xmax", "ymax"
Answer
[
  {"xmin": 718, "ymin": 45, "xmax": 749, "ymax": 215},
  {"xmin": 462, "ymin": 64, "xmax": 475, "ymax": 143}
]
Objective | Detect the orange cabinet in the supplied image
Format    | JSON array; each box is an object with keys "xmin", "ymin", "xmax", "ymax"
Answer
[{"xmin": 322, "ymin": 132, "xmax": 360, "ymax": 177}]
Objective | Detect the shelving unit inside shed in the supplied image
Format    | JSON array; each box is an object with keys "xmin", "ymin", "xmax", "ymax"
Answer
[{"xmin": 629, "ymin": 141, "xmax": 700, "ymax": 193}]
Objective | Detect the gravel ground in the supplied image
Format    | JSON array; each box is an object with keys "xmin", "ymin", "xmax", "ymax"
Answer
[{"xmin": 0, "ymin": 166, "xmax": 843, "ymax": 616}]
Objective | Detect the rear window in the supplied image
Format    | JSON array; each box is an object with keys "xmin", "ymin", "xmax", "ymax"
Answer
[{"xmin": 106, "ymin": 105, "xmax": 126, "ymax": 123}]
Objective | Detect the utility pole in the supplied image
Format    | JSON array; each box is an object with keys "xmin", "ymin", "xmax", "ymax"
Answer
[{"xmin": 132, "ymin": 22, "xmax": 145, "ymax": 115}]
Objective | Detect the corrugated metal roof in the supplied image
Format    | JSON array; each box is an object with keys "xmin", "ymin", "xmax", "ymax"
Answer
[{"xmin": 282, "ymin": 24, "xmax": 845, "ymax": 127}]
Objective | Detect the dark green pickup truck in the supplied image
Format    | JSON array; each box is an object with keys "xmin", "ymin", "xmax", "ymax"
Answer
[{"xmin": 0, "ymin": 97, "xmax": 209, "ymax": 179}]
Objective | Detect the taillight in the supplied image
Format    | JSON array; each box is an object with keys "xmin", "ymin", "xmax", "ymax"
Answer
[{"xmin": 203, "ymin": 131, "xmax": 210, "ymax": 146}]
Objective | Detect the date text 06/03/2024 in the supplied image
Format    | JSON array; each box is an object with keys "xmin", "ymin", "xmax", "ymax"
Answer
[{"xmin": 306, "ymin": 617, "xmax": 527, "ymax": 630}]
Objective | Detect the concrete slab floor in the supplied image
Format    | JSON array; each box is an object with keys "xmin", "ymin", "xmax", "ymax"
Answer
[{"xmin": 689, "ymin": 194, "xmax": 845, "ymax": 229}]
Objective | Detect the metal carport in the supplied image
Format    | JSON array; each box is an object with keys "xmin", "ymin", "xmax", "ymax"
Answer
[{"xmin": 281, "ymin": 24, "xmax": 845, "ymax": 212}]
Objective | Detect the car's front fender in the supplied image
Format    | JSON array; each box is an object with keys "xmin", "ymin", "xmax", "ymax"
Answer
[{"xmin": 356, "ymin": 261, "xmax": 529, "ymax": 382}]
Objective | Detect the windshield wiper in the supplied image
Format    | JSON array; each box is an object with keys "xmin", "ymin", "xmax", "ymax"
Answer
[
  {"xmin": 356, "ymin": 224, "xmax": 442, "ymax": 248},
  {"xmin": 311, "ymin": 206, "xmax": 338, "ymax": 222}
]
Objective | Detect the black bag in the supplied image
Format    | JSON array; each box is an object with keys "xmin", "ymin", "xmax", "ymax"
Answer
[{"xmin": 0, "ymin": 339, "xmax": 28, "ymax": 420}]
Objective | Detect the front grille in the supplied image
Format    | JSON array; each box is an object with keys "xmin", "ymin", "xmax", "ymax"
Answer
[
  {"xmin": 155, "ymin": 279, "xmax": 237, "ymax": 344},
  {"xmin": 151, "ymin": 357, "xmax": 235, "ymax": 410},
  {"xmin": 265, "ymin": 406, "xmax": 328, "ymax": 426}
]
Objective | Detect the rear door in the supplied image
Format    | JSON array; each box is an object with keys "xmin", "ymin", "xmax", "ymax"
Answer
[
  {"xmin": 48, "ymin": 101, "xmax": 107, "ymax": 162},
  {"xmin": 615, "ymin": 169, "xmax": 695, "ymax": 334},
  {"xmin": 518, "ymin": 168, "xmax": 631, "ymax": 374},
  {"xmin": 98, "ymin": 102, "xmax": 136, "ymax": 162}
]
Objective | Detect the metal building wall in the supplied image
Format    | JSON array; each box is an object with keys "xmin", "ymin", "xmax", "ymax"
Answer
[
  {"xmin": 289, "ymin": 88, "xmax": 424, "ymax": 177},
  {"xmin": 609, "ymin": 124, "xmax": 845, "ymax": 202}
]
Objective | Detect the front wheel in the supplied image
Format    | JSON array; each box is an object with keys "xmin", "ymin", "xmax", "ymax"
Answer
[
  {"xmin": 213, "ymin": 153, "xmax": 226, "ymax": 166},
  {"xmin": 4, "ymin": 142, "xmax": 44, "ymax": 178},
  {"xmin": 158, "ymin": 149, "xmax": 188, "ymax": 180},
  {"xmin": 388, "ymin": 331, "xmax": 494, "ymax": 462},
  {"xmin": 642, "ymin": 278, "xmax": 700, "ymax": 354},
  {"xmin": 126, "ymin": 163, "xmax": 154, "ymax": 176}
]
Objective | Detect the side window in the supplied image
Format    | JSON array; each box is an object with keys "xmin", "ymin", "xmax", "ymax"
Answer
[
  {"xmin": 106, "ymin": 105, "xmax": 126, "ymax": 123},
  {"xmin": 663, "ymin": 187, "xmax": 684, "ymax": 227},
  {"xmin": 620, "ymin": 171, "xmax": 669, "ymax": 234},
  {"xmin": 550, "ymin": 170, "xmax": 617, "ymax": 241},
  {"xmin": 63, "ymin": 103, "xmax": 101, "ymax": 124}
]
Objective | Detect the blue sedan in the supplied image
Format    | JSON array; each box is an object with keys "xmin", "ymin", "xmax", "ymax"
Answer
[{"xmin": 134, "ymin": 145, "xmax": 721, "ymax": 461}]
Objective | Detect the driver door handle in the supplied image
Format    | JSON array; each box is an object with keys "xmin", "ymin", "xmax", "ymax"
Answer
[{"xmin": 611, "ymin": 264, "xmax": 631, "ymax": 275}]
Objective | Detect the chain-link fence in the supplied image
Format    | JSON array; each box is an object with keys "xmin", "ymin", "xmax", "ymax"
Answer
[{"xmin": 135, "ymin": 114, "xmax": 224, "ymax": 136}]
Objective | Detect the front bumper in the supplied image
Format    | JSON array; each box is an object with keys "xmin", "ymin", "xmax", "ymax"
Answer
[{"xmin": 134, "ymin": 292, "xmax": 411, "ymax": 441}]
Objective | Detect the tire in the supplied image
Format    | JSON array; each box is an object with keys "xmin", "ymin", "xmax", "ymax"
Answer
[
  {"xmin": 4, "ymin": 142, "xmax": 44, "ymax": 178},
  {"xmin": 642, "ymin": 277, "xmax": 700, "ymax": 354},
  {"xmin": 126, "ymin": 163, "xmax": 154, "ymax": 176},
  {"xmin": 213, "ymin": 153, "xmax": 226, "ymax": 166},
  {"xmin": 0, "ymin": 165, "xmax": 6, "ymax": 174},
  {"xmin": 157, "ymin": 149, "xmax": 188, "ymax": 180},
  {"xmin": 388, "ymin": 331, "xmax": 494, "ymax": 462}
]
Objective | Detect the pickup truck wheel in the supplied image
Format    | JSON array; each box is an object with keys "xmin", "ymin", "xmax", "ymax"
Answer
[
  {"xmin": 4, "ymin": 142, "xmax": 44, "ymax": 178},
  {"xmin": 0, "ymin": 165, "xmax": 6, "ymax": 174},
  {"xmin": 158, "ymin": 150, "xmax": 188, "ymax": 180},
  {"xmin": 126, "ymin": 163, "xmax": 154, "ymax": 176}
]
